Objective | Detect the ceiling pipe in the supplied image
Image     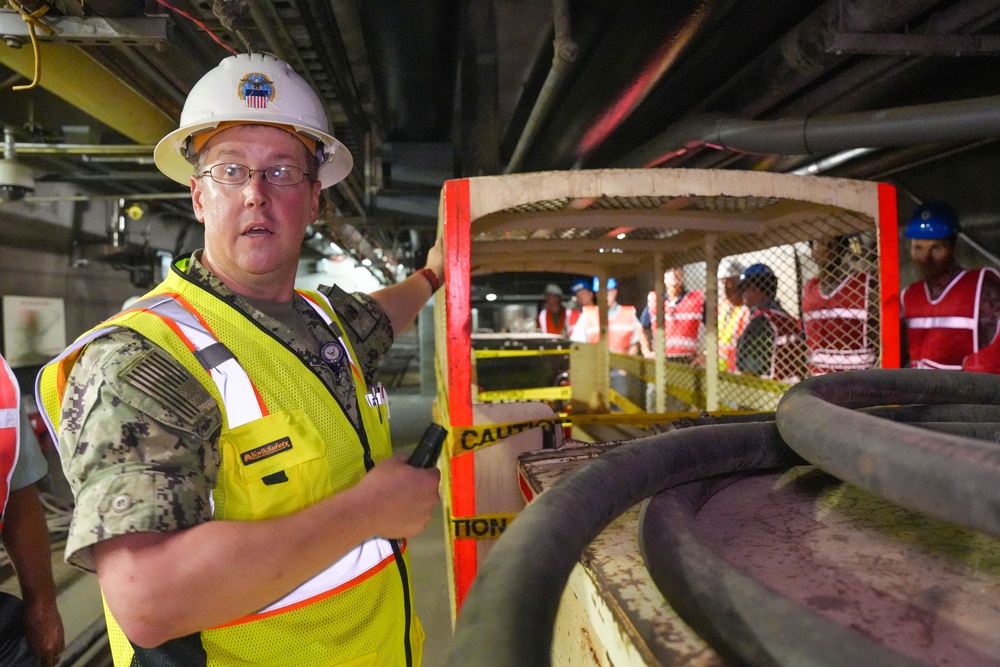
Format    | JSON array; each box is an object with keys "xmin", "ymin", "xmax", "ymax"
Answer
[
  {"xmin": 503, "ymin": 0, "xmax": 578, "ymax": 174},
  {"xmin": 691, "ymin": 0, "xmax": 945, "ymax": 120},
  {"xmin": 618, "ymin": 94, "xmax": 1000, "ymax": 167}
]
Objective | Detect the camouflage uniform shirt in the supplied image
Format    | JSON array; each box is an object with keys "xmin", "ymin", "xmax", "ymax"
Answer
[{"xmin": 57, "ymin": 253, "xmax": 394, "ymax": 571}]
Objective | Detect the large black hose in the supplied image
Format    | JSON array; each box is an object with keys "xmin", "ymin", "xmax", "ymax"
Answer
[
  {"xmin": 640, "ymin": 476, "xmax": 923, "ymax": 667},
  {"xmin": 776, "ymin": 370, "xmax": 1000, "ymax": 537},
  {"xmin": 446, "ymin": 421, "xmax": 805, "ymax": 666}
]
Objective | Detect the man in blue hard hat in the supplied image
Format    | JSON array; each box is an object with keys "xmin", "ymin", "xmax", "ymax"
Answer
[
  {"xmin": 569, "ymin": 278, "xmax": 599, "ymax": 342},
  {"xmin": 734, "ymin": 263, "xmax": 806, "ymax": 381},
  {"xmin": 901, "ymin": 201, "xmax": 1000, "ymax": 371}
]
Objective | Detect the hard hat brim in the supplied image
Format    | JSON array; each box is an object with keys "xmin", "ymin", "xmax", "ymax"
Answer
[{"xmin": 154, "ymin": 118, "xmax": 353, "ymax": 189}]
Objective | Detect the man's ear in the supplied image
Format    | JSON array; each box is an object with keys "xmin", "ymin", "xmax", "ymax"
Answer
[
  {"xmin": 190, "ymin": 176, "xmax": 206, "ymax": 223},
  {"xmin": 309, "ymin": 179, "xmax": 322, "ymax": 222}
]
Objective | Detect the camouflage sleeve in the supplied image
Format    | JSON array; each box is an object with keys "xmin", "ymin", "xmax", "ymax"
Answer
[
  {"xmin": 345, "ymin": 292, "xmax": 394, "ymax": 383},
  {"xmin": 58, "ymin": 329, "xmax": 222, "ymax": 572}
]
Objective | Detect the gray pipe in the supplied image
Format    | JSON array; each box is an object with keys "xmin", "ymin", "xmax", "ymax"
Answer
[
  {"xmin": 502, "ymin": 0, "xmax": 578, "ymax": 175},
  {"xmin": 619, "ymin": 94, "xmax": 1000, "ymax": 167}
]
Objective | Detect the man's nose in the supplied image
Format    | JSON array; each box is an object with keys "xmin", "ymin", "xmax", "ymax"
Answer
[{"xmin": 241, "ymin": 174, "xmax": 270, "ymax": 206}]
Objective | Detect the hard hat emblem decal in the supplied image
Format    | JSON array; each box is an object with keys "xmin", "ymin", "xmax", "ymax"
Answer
[{"xmin": 238, "ymin": 72, "xmax": 276, "ymax": 109}]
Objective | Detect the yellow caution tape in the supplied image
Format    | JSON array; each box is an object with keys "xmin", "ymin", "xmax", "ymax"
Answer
[
  {"xmin": 474, "ymin": 348, "xmax": 570, "ymax": 359},
  {"xmin": 449, "ymin": 417, "xmax": 563, "ymax": 455},
  {"xmin": 476, "ymin": 386, "xmax": 572, "ymax": 403},
  {"xmin": 451, "ymin": 512, "xmax": 518, "ymax": 540}
]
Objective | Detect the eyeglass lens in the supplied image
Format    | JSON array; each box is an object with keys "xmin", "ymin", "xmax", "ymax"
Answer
[{"xmin": 205, "ymin": 164, "xmax": 307, "ymax": 186}]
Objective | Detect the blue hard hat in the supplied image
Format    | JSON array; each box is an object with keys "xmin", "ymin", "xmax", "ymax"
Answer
[
  {"xmin": 570, "ymin": 278, "xmax": 592, "ymax": 294},
  {"xmin": 904, "ymin": 201, "xmax": 959, "ymax": 239},
  {"xmin": 737, "ymin": 263, "xmax": 777, "ymax": 294},
  {"xmin": 606, "ymin": 277, "xmax": 618, "ymax": 290}
]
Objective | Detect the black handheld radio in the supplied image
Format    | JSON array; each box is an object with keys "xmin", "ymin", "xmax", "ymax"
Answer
[{"xmin": 407, "ymin": 423, "xmax": 448, "ymax": 468}]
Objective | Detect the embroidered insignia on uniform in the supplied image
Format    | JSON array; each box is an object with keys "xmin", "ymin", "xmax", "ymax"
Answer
[
  {"xmin": 320, "ymin": 341, "xmax": 344, "ymax": 366},
  {"xmin": 238, "ymin": 72, "xmax": 276, "ymax": 109},
  {"xmin": 241, "ymin": 436, "xmax": 293, "ymax": 465}
]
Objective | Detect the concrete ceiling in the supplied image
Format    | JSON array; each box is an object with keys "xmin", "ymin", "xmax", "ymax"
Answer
[{"xmin": 1, "ymin": 0, "xmax": 999, "ymax": 290}]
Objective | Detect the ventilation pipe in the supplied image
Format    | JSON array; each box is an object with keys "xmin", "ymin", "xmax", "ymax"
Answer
[
  {"xmin": 503, "ymin": 0, "xmax": 578, "ymax": 174},
  {"xmin": 618, "ymin": 94, "xmax": 1000, "ymax": 168}
]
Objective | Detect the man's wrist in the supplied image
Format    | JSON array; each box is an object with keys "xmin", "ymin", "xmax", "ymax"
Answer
[{"xmin": 417, "ymin": 267, "xmax": 442, "ymax": 293}]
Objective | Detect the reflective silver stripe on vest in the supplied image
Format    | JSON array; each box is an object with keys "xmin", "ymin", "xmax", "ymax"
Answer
[
  {"xmin": 906, "ymin": 316, "xmax": 976, "ymax": 330},
  {"xmin": 809, "ymin": 349, "xmax": 877, "ymax": 369},
  {"xmin": 913, "ymin": 359, "xmax": 963, "ymax": 370},
  {"xmin": 137, "ymin": 298, "xmax": 264, "ymax": 429},
  {"xmin": 802, "ymin": 308, "xmax": 867, "ymax": 321},
  {"xmin": 254, "ymin": 538, "xmax": 397, "ymax": 616}
]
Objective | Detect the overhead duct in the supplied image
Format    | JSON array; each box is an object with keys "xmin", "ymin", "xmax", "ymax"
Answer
[{"xmin": 618, "ymin": 94, "xmax": 1000, "ymax": 167}]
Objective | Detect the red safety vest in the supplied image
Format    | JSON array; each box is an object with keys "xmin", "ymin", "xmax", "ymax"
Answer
[
  {"xmin": 0, "ymin": 356, "xmax": 20, "ymax": 531},
  {"xmin": 903, "ymin": 268, "xmax": 999, "ymax": 370},
  {"xmin": 648, "ymin": 291, "xmax": 704, "ymax": 357},
  {"xmin": 607, "ymin": 304, "xmax": 638, "ymax": 354},
  {"xmin": 802, "ymin": 271, "xmax": 875, "ymax": 374},
  {"xmin": 753, "ymin": 307, "xmax": 806, "ymax": 381}
]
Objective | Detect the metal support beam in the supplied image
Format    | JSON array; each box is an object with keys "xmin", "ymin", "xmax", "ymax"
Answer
[
  {"xmin": 0, "ymin": 44, "xmax": 176, "ymax": 144},
  {"xmin": 0, "ymin": 13, "xmax": 169, "ymax": 46}
]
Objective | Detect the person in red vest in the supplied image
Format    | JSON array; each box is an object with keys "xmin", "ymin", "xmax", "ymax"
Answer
[
  {"xmin": 0, "ymin": 354, "xmax": 64, "ymax": 667},
  {"xmin": 536, "ymin": 283, "xmax": 578, "ymax": 336},
  {"xmin": 735, "ymin": 263, "xmax": 806, "ymax": 381},
  {"xmin": 801, "ymin": 235, "xmax": 877, "ymax": 375},
  {"xmin": 900, "ymin": 201, "xmax": 1000, "ymax": 372},
  {"xmin": 640, "ymin": 267, "xmax": 705, "ymax": 363}
]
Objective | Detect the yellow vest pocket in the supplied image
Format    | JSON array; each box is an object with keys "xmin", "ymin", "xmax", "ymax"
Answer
[{"xmin": 217, "ymin": 409, "xmax": 333, "ymax": 520}]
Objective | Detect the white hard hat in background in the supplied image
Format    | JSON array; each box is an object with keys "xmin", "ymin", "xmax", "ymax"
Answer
[
  {"xmin": 543, "ymin": 283, "xmax": 564, "ymax": 296},
  {"xmin": 153, "ymin": 53, "xmax": 353, "ymax": 189},
  {"xmin": 717, "ymin": 257, "xmax": 746, "ymax": 279}
]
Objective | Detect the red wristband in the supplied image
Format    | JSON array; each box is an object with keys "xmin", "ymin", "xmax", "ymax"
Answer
[{"xmin": 417, "ymin": 267, "xmax": 442, "ymax": 293}]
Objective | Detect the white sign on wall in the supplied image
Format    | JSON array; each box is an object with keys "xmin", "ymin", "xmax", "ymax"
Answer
[{"xmin": 2, "ymin": 296, "xmax": 67, "ymax": 368}]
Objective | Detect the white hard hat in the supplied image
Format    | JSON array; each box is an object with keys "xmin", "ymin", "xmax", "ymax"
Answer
[
  {"xmin": 153, "ymin": 53, "xmax": 353, "ymax": 189},
  {"xmin": 718, "ymin": 257, "xmax": 745, "ymax": 279},
  {"xmin": 543, "ymin": 283, "xmax": 563, "ymax": 296}
]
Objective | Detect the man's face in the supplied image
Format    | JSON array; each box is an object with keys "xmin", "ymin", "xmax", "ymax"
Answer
[
  {"xmin": 664, "ymin": 268, "xmax": 684, "ymax": 298},
  {"xmin": 544, "ymin": 293, "xmax": 562, "ymax": 311},
  {"xmin": 740, "ymin": 284, "xmax": 764, "ymax": 309},
  {"xmin": 909, "ymin": 237, "xmax": 956, "ymax": 283},
  {"xmin": 811, "ymin": 237, "xmax": 834, "ymax": 267},
  {"xmin": 607, "ymin": 287, "xmax": 618, "ymax": 308},
  {"xmin": 575, "ymin": 288, "xmax": 594, "ymax": 306},
  {"xmin": 720, "ymin": 276, "xmax": 741, "ymax": 305},
  {"xmin": 191, "ymin": 125, "xmax": 321, "ymax": 299}
]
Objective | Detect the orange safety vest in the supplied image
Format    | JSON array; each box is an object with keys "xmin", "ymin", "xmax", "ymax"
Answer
[
  {"xmin": 607, "ymin": 304, "xmax": 638, "ymax": 354},
  {"xmin": 537, "ymin": 307, "xmax": 578, "ymax": 336},
  {"xmin": 571, "ymin": 305, "xmax": 601, "ymax": 343}
]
